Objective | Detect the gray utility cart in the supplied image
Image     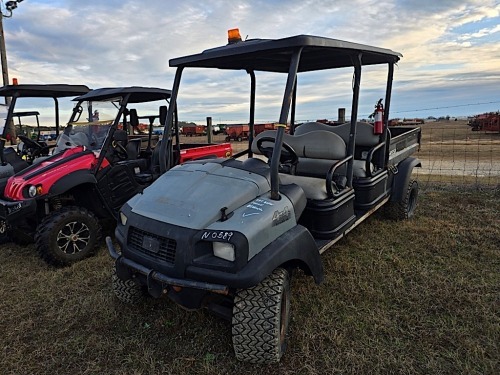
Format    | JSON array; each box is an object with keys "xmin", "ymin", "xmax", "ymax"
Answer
[{"xmin": 107, "ymin": 32, "xmax": 421, "ymax": 364}]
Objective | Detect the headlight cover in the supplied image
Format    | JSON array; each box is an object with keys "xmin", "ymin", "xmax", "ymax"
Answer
[
  {"xmin": 28, "ymin": 185, "xmax": 38, "ymax": 198},
  {"xmin": 119, "ymin": 212, "xmax": 128, "ymax": 226},
  {"xmin": 213, "ymin": 241, "xmax": 235, "ymax": 262}
]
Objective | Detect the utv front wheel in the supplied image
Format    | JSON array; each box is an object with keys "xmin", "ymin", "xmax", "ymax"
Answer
[
  {"xmin": 0, "ymin": 220, "xmax": 10, "ymax": 244},
  {"xmin": 111, "ymin": 266, "xmax": 145, "ymax": 304},
  {"xmin": 35, "ymin": 206, "xmax": 101, "ymax": 267},
  {"xmin": 232, "ymin": 267, "xmax": 291, "ymax": 364}
]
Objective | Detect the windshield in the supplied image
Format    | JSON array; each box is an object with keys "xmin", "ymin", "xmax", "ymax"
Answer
[{"xmin": 54, "ymin": 100, "xmax": 118, "ymax": 153}]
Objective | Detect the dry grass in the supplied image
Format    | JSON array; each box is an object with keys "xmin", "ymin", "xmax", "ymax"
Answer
[{"xmin": 0, "ymin": 188, "xmax": 498, "ymax": 375}]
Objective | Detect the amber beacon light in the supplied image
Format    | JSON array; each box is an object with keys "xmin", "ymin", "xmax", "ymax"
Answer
[{"xmin": 227, "ymin": 28, "xmax": 242, "ymax": 44}]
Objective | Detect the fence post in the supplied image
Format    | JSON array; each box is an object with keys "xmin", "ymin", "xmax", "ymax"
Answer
[
  {"xmin": 207, "ymin": 116, "xmax": 213, "ymax": 143},
  {"xmin": 338, "ymin": 108, "xmax": 345, "ymax": 123}
]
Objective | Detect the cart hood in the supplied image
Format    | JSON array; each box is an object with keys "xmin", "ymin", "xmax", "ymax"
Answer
[{"xmin": 127, "ymin": 160, "xmax": 271, "ymax": 229}]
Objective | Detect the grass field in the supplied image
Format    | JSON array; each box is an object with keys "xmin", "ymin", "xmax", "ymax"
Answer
[{"xmin": 1, "ymin": 188, "xmax": 498, "ymax": 375}]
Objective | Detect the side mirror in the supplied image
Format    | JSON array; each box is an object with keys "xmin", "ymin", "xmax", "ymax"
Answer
[
  {"xmin": 129, "ymin": 109, "xmax": 139, "ymax": 128},
  {"xmin": 159, "ymin": 106, "xmax": 167, "ymax": 126}
]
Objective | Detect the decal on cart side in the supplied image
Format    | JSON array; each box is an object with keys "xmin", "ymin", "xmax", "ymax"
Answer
[{"xmin": 272, "ymin": 206, "xmax": 291, "ymax": 226}]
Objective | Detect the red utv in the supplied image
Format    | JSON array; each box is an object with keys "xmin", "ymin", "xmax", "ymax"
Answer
[
  {"xmin": 0, "ymin": 86, "xmax": 232, "ymax": 266},
  {"xmin": 0, "ymin": 84, "xmax": 91, "ymax": 242}
]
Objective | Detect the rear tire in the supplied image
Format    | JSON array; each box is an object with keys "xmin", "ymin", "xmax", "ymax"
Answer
[
  {"xmin": 111, "ymin": 266, "xmax": 145, "ymax": 304},
  {"xmin": 232, "ymin": 267, "xmax": 291, "ymax": 364},
  {"xmin": 385, "ymin": 179, "xmax": 418, "ymax": 220},
  {"xmin": 35, "ymin": 206, "xmax": 101, "ymax": 267}
]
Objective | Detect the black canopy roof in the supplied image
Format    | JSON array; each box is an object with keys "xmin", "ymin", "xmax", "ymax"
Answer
[
  {"xmin": 170, "ymin": 35, "xmax": 402, "ymax": 72},
  {"xmin": 0, "ymin": 84, "xmax": 91, "ymax": 98},
  {"xmin": 12, "ymin": 111, "xmax": 40, "ymax": 117},
  {"xmin": 74, "ymin": 87, "xmax": 172, "ymax": 103}
]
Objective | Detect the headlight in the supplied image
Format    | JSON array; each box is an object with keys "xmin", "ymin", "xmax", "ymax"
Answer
[
  {"xmin": 213, "ymin": 242, "xmax": 235, "ymax": 261},
  {"xmin": 28, "ymin": 185, "xmax": 38, "ymax": 197},
  {"xmin": 119, "ymin": 212, "xmax": 128, "ymax": 226}
]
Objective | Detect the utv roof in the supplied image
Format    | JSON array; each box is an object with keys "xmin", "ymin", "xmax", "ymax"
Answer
[
  {"xmin": 170, "ymin": 35, "xmax": 402, "ymax": 72},
  {"xmin": 74, "ymin": 87, "xmax": 172, "ymax": 103},
  {"xmin": 12, "ymin": 111, "xmax": 40, "ymax": 117},
  {"xmin": 0, "ymin": 84, "xmax": 91, "ymax": 98}
]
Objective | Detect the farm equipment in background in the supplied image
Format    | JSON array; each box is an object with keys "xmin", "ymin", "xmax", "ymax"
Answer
[
  {"xmin": 468, "ymin": 112, "xmax": 500, "ymax": 132},
  {"xmin": 254, "ymin": 123, "xmax": 275, "ymax": 135},
  {"xmin": 181, "ymin": 124, "xmax": 206, "ymax": 136},
  {"xmin": 225, "ymin": 123, "xmax": 275, "ymax": 141},
  {"xmin": 224, "ymin": 123, "xmax": 249, "ymax": 141},
  {"xmin": 388, "ymin": 118, "xmax": 425, "ymax": 126}
]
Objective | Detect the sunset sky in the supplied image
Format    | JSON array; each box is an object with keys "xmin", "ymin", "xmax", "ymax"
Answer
[{"xmin": 2, "ymin": 0, "xmax": 499, "ymax": 124}]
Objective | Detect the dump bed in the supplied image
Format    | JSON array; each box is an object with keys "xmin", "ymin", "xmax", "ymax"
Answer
[
  {"xmin": 176, "ymin": 142, "xmax": 232, "ymax": 163},
  {"xmin": 387, "ymin": 126, "xmax": 421, "ymax": 165}
]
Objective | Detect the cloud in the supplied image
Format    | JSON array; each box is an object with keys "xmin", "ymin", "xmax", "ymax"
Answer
[{"xmin": 3, "ymin": 0, "xmax": 500, "ymax": 122}]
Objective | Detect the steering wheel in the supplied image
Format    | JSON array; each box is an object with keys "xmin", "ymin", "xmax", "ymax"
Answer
[
  {"xmin": 256, "ymin": 136, "xmax": 299, "ymax": 166},
  {"xmin": 17, "ymin": 134, "xmax": 50, "ymax": 159},
  {"xmin": 113, "ymin": 141, "xmax": 128, "ymax": 160},
  {"xmin": 18, "ymin": 135, "xmax": 45, "ymax": 150}
]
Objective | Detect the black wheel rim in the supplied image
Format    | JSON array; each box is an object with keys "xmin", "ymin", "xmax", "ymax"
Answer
[
  {"xmin": 56, "ymin": 221, "xmax": 91, "ymax": 255},
  {"xmin": 0, "ymin": 220, "xmax": 6, "ymax": 234}
]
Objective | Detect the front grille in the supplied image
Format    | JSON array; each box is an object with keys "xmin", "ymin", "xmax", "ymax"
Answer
[{"xmin": 128, "ymin": 227, "xmax": 177, "ymax": 264}]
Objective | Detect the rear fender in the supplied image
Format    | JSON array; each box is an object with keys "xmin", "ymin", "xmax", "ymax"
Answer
[{"xmin": 390, "ymin": 157, "xmax": 421, "ymax": 202}]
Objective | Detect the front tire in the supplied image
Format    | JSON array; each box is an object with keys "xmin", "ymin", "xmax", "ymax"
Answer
[
  {"xmin": 232, "ymin": 267, "xmax": 291, "ymax": 364},
  {"xmin": 111, "ymin": 266, "xmax": 145, "ymax": 304},
  {"xmin": 0, "ymin": 220, "xmax": 10, "ymax": 244},
  {"xmin": 35, "ymin": 206, "xmax": 101, "ymax": 267}
]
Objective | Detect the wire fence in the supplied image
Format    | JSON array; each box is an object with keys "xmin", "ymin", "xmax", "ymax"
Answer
[
  {"xmin": 183, "ymin": 120, "xmax": 500, "ymax": 190},
  {"xmin": 412, "ymin": 121, "xmax": 499, "ymax": 190}
]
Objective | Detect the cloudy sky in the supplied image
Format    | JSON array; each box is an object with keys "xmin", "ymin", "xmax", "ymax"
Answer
[{"xmin": 2, "ymin": 0, "xmax": 500, "ymax": 124}]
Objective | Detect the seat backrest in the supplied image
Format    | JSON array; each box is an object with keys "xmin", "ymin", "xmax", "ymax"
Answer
[
  {"xmin": 252, "ymin": 130, "xmax": 346, "ymax": 160},
  {"xmin": 151, "ymin": 139, "xmax": 162, "ymax": 172},
  {"xmin": 295, "ymin": 121, "xmax": 380, "ymax": 147},
  {"xmin": 126, "ymin": 138, "xmax": 141, "ymax": 159},
  {"xmin": 252, "ymin": 130, "xmax": 347, "ymax": 178}
]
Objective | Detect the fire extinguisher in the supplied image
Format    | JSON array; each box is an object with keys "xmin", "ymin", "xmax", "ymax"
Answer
[{"xmin": 374, "ymin": 98, "xmax": 384, "ymax": 135}]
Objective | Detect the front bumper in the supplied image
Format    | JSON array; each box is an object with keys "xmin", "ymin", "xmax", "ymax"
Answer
[
  {"xmin": 106, "ymin": 236, "xmax": 230, "ymax": 295},
  {"xmin": 0, "ymin": 197, "xmax": 37, "ymax": 226}
]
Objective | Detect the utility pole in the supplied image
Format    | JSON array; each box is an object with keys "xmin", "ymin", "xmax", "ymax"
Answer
[{"xmin": 0, "ymin": 0, "xmax": 23, "ymax": 144}]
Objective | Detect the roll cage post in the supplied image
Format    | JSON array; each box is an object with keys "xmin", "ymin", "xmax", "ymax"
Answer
[
  {"xmin": 161, "ymin": 67, "xmax": 184, "ymax": 174},
  {"xmin": 345, "ymin": 53, "xmax": 363, "ymax": 189},
  {"xmin": 247, "ymin": 69, "xmax": 256, "ymax": 159},
  {"xmin": 270, "ymin": 47, "xmax": 303, "ymax": 200},
  {"xmin": 381, "ymin": 62, "xmax": 395, "ymax": 168},
  {"xmin": 94, "ymin": 93, "xmax": 132, "ymax": 173}
]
